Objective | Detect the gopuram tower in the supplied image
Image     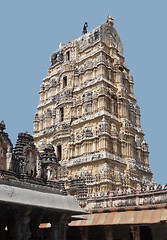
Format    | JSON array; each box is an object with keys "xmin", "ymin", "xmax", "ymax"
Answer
[{"xmin": 33, "ymin": 16, "xmax": 153, "ymax": 194}]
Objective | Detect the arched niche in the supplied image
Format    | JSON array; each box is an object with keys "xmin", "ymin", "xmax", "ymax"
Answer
[
  {"xmin": 0, "ymin": 137, "xmax": 7, "ymax": 170},
  {"xmin": 25, "ymin": 149, "xmax": 37, "ymax": 177}
]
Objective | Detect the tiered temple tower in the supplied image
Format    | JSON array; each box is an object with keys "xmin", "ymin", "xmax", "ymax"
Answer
[{"xmin": 33, "ymin": 16, "xmax": 153, "ymax": 194}]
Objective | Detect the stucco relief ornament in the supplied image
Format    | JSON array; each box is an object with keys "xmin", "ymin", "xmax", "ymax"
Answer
[
  {"xmin": 100, "ymin": 163, "xmax": 110, "ymax": 180},
  {"xmin": 20, "ymin": 160, "xmax": 26, "ymax": 174},
  {"xmin": 115, "ymin": 167, "xmax": 120, "ymax": 181},
  {"xmin": 135, "ymin": 135, "xmax": 141, "ymax": 148},
  {"xmin": 25, "ymin": 151, "xmax": 36, "ymax": 176},
  {"xmin": 95, "ymin": 170, "xmax": 99, "ymax": 182},
  {"xmin": 35, "ymin": 157, "xmax": 41, "ymax": 178},
  {"xmin": 0, "ymin": 141, "xmax": 4, "ymax": 159},
  {"xmin": 141, "ymin": 140, "xmax": 148, "ymax": 151},
  {"xmin": 82, "ymin": 125, "xmax": 93, "ymax": 138},
  {"xmin": 46, "ymin": 166, "xmax": 56, "ymax": 180},
  {"xmin": 68, "ymin": 174, "xmax": 72, "ymax": 180},
  {"xmin": 111, "ymin": 123, "xmax": 118, "ymax": 136},
  {"xmin": 107, "ymin": 15, "xmax": 114, "ymax": 25},
  {"xmin": 38, "ymin": 139, "xmax": 45, "ymax": 151},
  {"xmin": 0, "ymin": 120, "xmax": 6, "ymax": 132},
  {"xmin": 63, "ymin": 147, "xmax": 69, "ymax": 160},
  {"xmin": 6, "ymin": 151, "xmax": 12, "ymax": 163},
  {"xmin": 76, "ymin": 132, "xmax": 80, "ymax": 141},
  {"xmin": 99, "ymin": 116, "xmax": 109, "ymax": 133},
  {"xmin": 70, "ymin": 130, "xmax": 74, "ymax": 142},
  {"xmin": 40, "ymin": 84, "xmax": 45, "ymax": 92},
  {"xmin": 81, "ymin": 168, "xmax": 90, "ymax": 177},
  {"xmin": 100, "ymin": 163, "xmax": 110, "ymax": 174}
]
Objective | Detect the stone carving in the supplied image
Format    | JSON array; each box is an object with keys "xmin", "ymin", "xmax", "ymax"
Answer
[
  {"xmin": 62, "ymin": 123, "xmax": 70, "ymax": 130},
  {"xmin": 141, "ymin": 139, "xmax": 148, "ymax": 151},
  {"xmin": 0, "ymin": 120, "xmax": 5, "ymax": 132},
  {"xmin": 33, "ymin": 17, "xmax": 153, "ymax": 200},
  {"xmin": 50, "ymin": 49, "xmax": 64, "ymax": 66},
  {"xmin": 63, "ymin": 144, "xmax": 69, "ymax": 161},
  {"xmin": 25, "ymin": 150, "xmax": 37, "ymax": 177},
  {"xmin": 100, "ymin": 163, "xmax": 110, "ymax": 180},
  {"xmin": 45, "ymin": 165, "xmax": 56, "ymax": 180},
  {"xmin": 0, "ymin": 140, "xmax": 5, "ymax": 169},
  {"xmin": 50, "ymin": 77, "xmax": 56, "ymax": 87},
  {"xmin": 13, "ymin": 132, "xmax": 41, "ymax": 177},
  {"xmin": 82, "ymin": 125, "xmax": 93, "ymax": 139},
  {"xmin": 82, "ymin": 22, "xmax": 88, "ymax": 34},
  {"xmin": 40, "ymin": 84, "xmax": 45, "ymax": 92},
  {"xmin": 0, "ymin": 121, "xmax": 13, "ymax": 171},
  {"xmin": 44, "ymin": 108, "xmax": 52, "ymax": 118},
  {"xmin": 41, "ymin": 144, "xmax": 59, "ymax": 181},
  {"xmin": 70, "ymin": 130, "xmax": 74, "ymax": 142},
  {"xmin": 135, "ymin": 135, "xmax": 141, "ymax": 147},
  {"xmin": 0, "ymin": 141, "xmax": 4, "ymax": 159},
  {"xmin": 111, "ymin": 122, "xmax": 118, "ymax": 136},
  {"xmin": 68, "ymin": 175, "xmax": 88, "ymax": 207},
  {"xmin": 38, "ymin": 139, "xmax": 45, "ymax": 152},
  {"xmin": 0, "ymin": 122, "xmax": 68, "ymax": 201},
  {"xmin": 82, "ymin": 91, "xmax": 92, "ymax": 103},
  {"xmin": 99, "ymin": 117, "xmax": 109, "ymax": 133},
  {"xmin": 107, "ymin": 15, "xmax": 114, "ymax": 25}
]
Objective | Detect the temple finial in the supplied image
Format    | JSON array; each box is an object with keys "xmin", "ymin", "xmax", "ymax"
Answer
[
  {"xmin": 107, "ymin": 15, "xmax": 114, "ymax": 25},
  {"xmin": 0, "ymin": 120, "xmax": 6, "ymax": 131},
  {"xmin": 82, "ymin": 22, "xmax": 88, "ymax": 34}
]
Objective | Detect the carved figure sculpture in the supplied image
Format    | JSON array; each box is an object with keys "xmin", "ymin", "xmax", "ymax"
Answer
[{"xmin": 82, "ymin": 22, "xmax": 88, "ymax": 34}]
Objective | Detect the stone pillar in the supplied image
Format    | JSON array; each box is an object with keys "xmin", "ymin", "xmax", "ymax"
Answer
[
  {"xmin": 150, "ymin": 224, "xmax": 161, "ymax": 240},
  {"xmin": 50, "ymin": 220, "xmax": 68, "ymax": 240},
  {"xmin": 103, "ymin": 226, "xmax": 113, "ymax": 240},
  {"xmin": 0, "ymin": 207, "xmax": 7, "ymax": 239},
  {"xmin": 50, "ymin": 222, "xmax": 59, "ymax": 240},
  {"xmin": 62, "ymin": 223, "xmax": 68, "ymax": 240},
  {"xmin": 29, "ymin": 219, "xmax": 40, "ymax": 240},
  {"xmin": 80, "ymin": 227, "xmax": 89, "ymax": 240},
  {"xmin": 7, "ymin": 207, "xmax": 32, "ymax": 240},
  {"xmin": 0, "ymin": 222, "xmax": 7, "ymax": 239},
  {"xmin": 130, "ymin": 225, "xmax": 140, "ymax": 240},
  {"xmin": 164, "ymin": 222, "xmax": 167, "ymax": 240}
]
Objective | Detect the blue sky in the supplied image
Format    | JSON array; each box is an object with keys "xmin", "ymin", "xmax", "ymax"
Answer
[{"xmin": 0, "ymin": 0, "xmax": 167, "ymax": 184}]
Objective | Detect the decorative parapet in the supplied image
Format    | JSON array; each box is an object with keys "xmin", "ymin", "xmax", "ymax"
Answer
[
  {"xmin": 86, "ymin": 184, "xmax": 167, "ymax": 211},
  {"xmin": 71, "ymin": 110, "xmax": 120, "ymax": 127},
  {"xmin": 68, "ymin": 152, "xmax": 125, "ymax": 167},
  {"xmin": 13, "ymin": 132, "xmax": 41, "ymax": 178},
  {"xmin": 0, "ymin": 122, "xmax": 66, "ymax": 193},
  {"xmin": 68, "ymin": 175, "xmax": 88, "ymax": 208}
]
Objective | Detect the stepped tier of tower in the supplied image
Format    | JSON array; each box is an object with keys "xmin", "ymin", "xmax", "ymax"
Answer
[{"xmin": 33, "ymin": 16, "xmax": 153, "ymax": 193}]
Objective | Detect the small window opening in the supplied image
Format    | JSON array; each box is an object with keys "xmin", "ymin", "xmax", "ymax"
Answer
[
  {"xmin": 70, "ymin": 189, "xmax": 77, "ymax": 196},
  {"xmin": 57, "ymin": 145, "xmax": 62, "ymax": 161},
  {"xmin": 60, "ymin": 107, "xmax": 64, "ymax": 121},
  {"xmin": 63, "ymin": 76, "xmax": 67, "ymax": 88},
  {"xmin": 119, "ymin": 66, "xmax": 123, "ymax": 71},
  {"xmin": 66, "ymin": 51, "xmax": 70, "ymax": 61}
]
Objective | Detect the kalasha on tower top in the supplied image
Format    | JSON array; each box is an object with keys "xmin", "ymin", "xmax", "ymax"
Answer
[{"xmin": 33, "ymin": 16, "xmax": 153, "ymax": 194}]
